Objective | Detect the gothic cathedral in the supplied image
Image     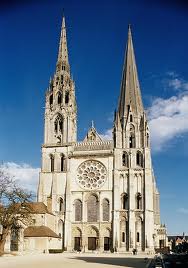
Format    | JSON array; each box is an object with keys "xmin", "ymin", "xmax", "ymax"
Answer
[{"xmin": 37, "ymin": 17, "xmax": 165, "ymax": 253}]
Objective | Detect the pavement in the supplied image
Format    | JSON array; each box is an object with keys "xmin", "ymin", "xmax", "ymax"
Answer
[{"xmin": 0, "ymin": 252, "xmax": 152, "ymax": 268}]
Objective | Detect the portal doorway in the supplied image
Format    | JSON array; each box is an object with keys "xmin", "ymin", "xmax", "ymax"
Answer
[
  {"xmin": 104, "ymin": 237, "xmax": 110, "ymax": 251},
  {"xmin": 88, "ymin": 237, "xmax": 97, "ymax": 250},
  {"xmin": 74, "ymin": 237, "xmax": 81, "ymax": 251}
]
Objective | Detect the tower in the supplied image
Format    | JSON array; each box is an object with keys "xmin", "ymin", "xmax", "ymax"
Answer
[
  {"xmin": 113, "ymin": 25, "xmax": 160, "ymax": 251},
  {"xmin": 37, "ymin": 17, "xmax": 77, "ymax": 250},
  {"xmin": 44, "ymin": 17, "xmax": 77, "ymax": 145}
]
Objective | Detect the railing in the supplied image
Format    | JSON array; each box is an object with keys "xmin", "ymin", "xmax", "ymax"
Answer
[{"xmin": 74, "ymin": 140, "xmax": 113, "ymax": 151}]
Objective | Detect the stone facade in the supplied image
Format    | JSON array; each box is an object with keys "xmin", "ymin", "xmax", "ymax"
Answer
[{"xmin": 37, "ymin": 17, "xmax": 165, "ymax": 253}]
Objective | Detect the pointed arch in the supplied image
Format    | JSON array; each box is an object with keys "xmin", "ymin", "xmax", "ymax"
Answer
[
  {"xmin": 102, "ymin": 198, "xmax": 110, "ymax": 221},
  {"xmin": 59, "ymin": 197, "xmax": 64, "ymax": 212},
  {"xmin": 50, "ymin": 154, "xmax": 54, "ymax": 172},
  {"xmin": 74, "ymin": 199, "xmax": 82, "ymax": 221},
  {"xmin": 60, "ymin": 154, "xmax": 66, "ymax": 172},
  {"xmin": 49, "ymin": 94, "xmax": 53, "ymax": 106},
  {"xmin": 57, "ymin": 91, "xmax": 62, "ymax": 105},
  {"xmin": 65, "ymin": 91, "xmax": 69, "ymax": 104},
  {"xmin": 122, "ymin": 151, "xmax": 129, "ymax": 167},
  {"xmin": 146, "ymin": 133, "xmax": 149, "ymax": 147},
  {"xmin": 54, "ymin": 113, "xmax": 63, "ymax": 134},
  {"xmin": 121, "ymin": 193, "xmax": 128, "ymax": 210},
  {"xmin": 87, "ymin": 194, "xmax": 99, "ymax": 222},
  {"xmin": 58, "ymin": 219, "xmax": 63, "ymax": 237},
  {"xmin": 136, "ymin": 192, "xmax": 142, "ymax": 209},
  {"xmin": 136, "ymin": 151, "xmax": 143, "ymax": 167},
  {"xmin": 129, "ymin": 124, "xmax": 136, "ymax": 148}
]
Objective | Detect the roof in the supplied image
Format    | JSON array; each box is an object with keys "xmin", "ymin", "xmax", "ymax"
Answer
[
  {"xmin": 26, "ymin": 202, "xmax": 53, "ymax": 215},
  {"xmin": 24, "ymin": 226, "xmax": 59, "ymax": 238},
  {"xmin": 168, "ymin": 235, "xmax": 188, "ymax": 241}
]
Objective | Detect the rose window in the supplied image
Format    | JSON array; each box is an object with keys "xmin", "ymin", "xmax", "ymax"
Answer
[{"xmin": 76, "ymin": 160, "xmax": 107, "ymax": 190}]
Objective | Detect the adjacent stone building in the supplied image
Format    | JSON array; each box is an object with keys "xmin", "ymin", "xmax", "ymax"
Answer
[{"xmin": 36, "ymin": 16, "xmax": 165, "ymax": 253}]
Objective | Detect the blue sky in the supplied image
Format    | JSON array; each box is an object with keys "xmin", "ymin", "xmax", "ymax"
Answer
[{"xmin": 0, "ymin": 0, "xmax": 188, "ymax": 235}]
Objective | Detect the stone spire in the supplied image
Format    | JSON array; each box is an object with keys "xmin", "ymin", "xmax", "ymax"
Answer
[
  {"xmin": 118, "ymin": 25, "xmax": 144, "ymax": 119},
  {"xmin": 56, "ymin": 16, "xmax": 70, "ymax": 73}
]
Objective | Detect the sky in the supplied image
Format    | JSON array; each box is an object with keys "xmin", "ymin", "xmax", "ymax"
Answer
[{"xmin": 0, "ymin": 0, "xmax": 188, "ymax": 235}]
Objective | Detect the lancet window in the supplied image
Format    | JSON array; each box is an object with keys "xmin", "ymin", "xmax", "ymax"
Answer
[
  {"xmin": 122, "ymin": 152, "xmax": 129, "ymax": 167},
  {"xmin": 54, "ymin": 114, "xmax": 63, "ymax": 134}
]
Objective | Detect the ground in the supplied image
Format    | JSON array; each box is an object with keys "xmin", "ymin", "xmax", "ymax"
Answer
[{"xmin": 0, "ymin": 253, "xmax": 152, "ymax": 268}]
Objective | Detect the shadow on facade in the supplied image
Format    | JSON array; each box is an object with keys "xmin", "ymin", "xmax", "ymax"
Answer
[{"xmin": 68, "ymin": 256, "xmax": 149, "ymax": 268}]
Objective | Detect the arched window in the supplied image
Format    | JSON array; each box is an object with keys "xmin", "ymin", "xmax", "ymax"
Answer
[
  {"xmin": 136, "ymin": 151, "xmax": 143, "ymax": 167},
  {"xmin": 122, "ymin": 232, "xmax": 125, "ymax": 242},
  {"xmin": 122, "ymin": 152, "xmax": 129, "ymax": 167},
  {"xmin": 59, "ymin": 198, "xmax": 64, "ymax": 212},
  {"xmin": 57, "ymin": 92, "xmax": 62, "ymax": 105},
  {"xmin": 50, "ymin": 155, "xmax": 54, "ymax": 172},
  {"xmin": 65, "ymin": 91, "xmax": 69, "ymax": 104},
  {"xmin": 136, "ymin": 193, "xmax": 142, "ymax": 209},
  {"xmin": 74, "ymin": 199, "xmax": 82, "ymax": 221},
  {"xmin": 54, "ymin": 114, "xmax": 63, "ymax": 134},
  {"xmin": 146, "ymin": 133, "xmax": 149, "ymax": 147},
  {"xmin": 54, "ymin": 121, "xmax": 58, "ymax": 133},
  {"xmin": 87, "ymin": 195, "xmax": 98, "ymax": 222},
  {"xmin": 60, "ymin": 154, "xmax": 66, "ymax": 172},
  {"xmin": 49, "ymin": 94, "xmax": 53, "ymax": 105},
  {"xmin": 122, "ymin": 193, "xmax": 128, "ymax": 210},
  {"xmin": 130, "ymin": 114, "xmax": 133, "ymax": 122},
  {"xmin": 129, "ymin": 124, "xmax": 136, "ymax": 148},
  {"xmin": 102, "ymin": 199, "xmax": 110, "ymax": 221},
  {"xmin": 58, "ymin": 220, "xmax": 63, "ymax": 237}
]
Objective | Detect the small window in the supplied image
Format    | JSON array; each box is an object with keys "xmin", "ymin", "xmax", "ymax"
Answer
[
  {"xmin": 130, "ymin": 114, "xmax": 133, "ymax": 122},
  {"xmin": 136, "ymin": 193, "xmax": 142, "ymax": 209},
  {"xmin": 147, "ymin": 133, "xmax": 149, "ymax": 147},
  {"xmin": 49, "ymin": 94, "xmax": 53, "ymax": 105},
  {"xmin": 122, "ymin": 232, "xmax": 125, "ymax": 242},
  {"xmin": 136, "ymin": 151, "xmax": 143, "ymax": 167},
  {"xmin": 137, "ymin": 232, "xmax": 140, "ymax": 242},
  {"xmin": 59, "ymin": 198, "xmax": 64, "ymax": 212},
  {"xmin": 61, "ymin": 155, "xmax": 66, "ymax": 172},
  {"xmin": 122, "ymin": 193, "xmax": 128, "ymax": 210},
  {"xmin": 58, "ymin": 93, "xmax": 62, "ymax": 104},
  {"xmin": 54, "ymin": 121, "xmax": 58, "ymax": 133},
  {"xmin": 59, "ymin": 120, "xmax": 63, "ymax": 133},
  {"xmin": 129, "ymin": 135, "xmax": 135, "ymax": 148},
  {"xmin": 65, "ymin": 91, "xmax": 69, "ymax": 104},
  {"xmin": 50, "ymin": 155, "xmax": 54, "ymax": 172},
  {"xmin": 122, "ymin": 152, "xmax": 128, "ymax": 167}
]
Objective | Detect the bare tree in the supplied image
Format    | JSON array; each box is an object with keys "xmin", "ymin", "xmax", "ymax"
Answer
[{"xmin": 0, "ymin": 170, "xmax": 33, "ymax": 254}]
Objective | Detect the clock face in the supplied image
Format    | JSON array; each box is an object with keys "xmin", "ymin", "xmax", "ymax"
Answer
[{"xmin": 76, "ymin": 160, "xmax": 107, "ymax": 190}]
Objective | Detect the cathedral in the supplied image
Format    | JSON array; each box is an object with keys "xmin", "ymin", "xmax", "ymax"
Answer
[{"xmin": 35, "ymin": 16, "xmax": 167, "ymax": 253}]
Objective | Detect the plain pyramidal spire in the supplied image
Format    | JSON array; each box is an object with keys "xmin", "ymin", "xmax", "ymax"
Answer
[
  {"xmin": 118, "ymin": 24, "xmax": 144, "ymax": 119},
  {"xmin": 57, "ymin": 16, "xmax": 69, "ymax": 66}
]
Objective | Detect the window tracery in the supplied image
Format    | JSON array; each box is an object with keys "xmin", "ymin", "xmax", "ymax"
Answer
[{"xmin": 76, "ymin": 160, "xmax": 107, "ymax": 190}]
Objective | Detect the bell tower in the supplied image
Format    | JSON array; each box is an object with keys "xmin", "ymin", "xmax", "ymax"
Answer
[
  {"xmin": 44, "ymin": 17, "xmax": 77, "ymax": 145},
  {"xmin": 113, "ymin": 25, "xmax": 160, "ymax": 252}
]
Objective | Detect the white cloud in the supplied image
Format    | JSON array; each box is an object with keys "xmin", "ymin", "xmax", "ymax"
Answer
[
  {"xmin": 166, "ymin": 72, "xmax": 188, "ymax": 91},
  {"xmin": 100, "ymin": 129, "xmax": 112, "ymax": 140},
  {"xmin": 0, "ymin": 162, "xmax": 40, "ymax": 193},
  {"xmin": 177, "ymin": 208, "xmax": 188, "ymax": 215},
  {"xmin": 148, "ymin": 93, "xmax": 188, "ymax": 152}
]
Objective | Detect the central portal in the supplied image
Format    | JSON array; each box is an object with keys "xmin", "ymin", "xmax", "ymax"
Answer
[{"xmin": 88, "ymin": 237, "xmax": 97, "ymax": 250}]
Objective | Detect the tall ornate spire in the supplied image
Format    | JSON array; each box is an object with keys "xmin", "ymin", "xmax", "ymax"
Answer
[
  {"xmin": 118, "ymin": 25, "xmax": 143, "ymax": 119},
  {"xmin": 56, "ymin": 16, "xmax": 70, "ymax": 73}
]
